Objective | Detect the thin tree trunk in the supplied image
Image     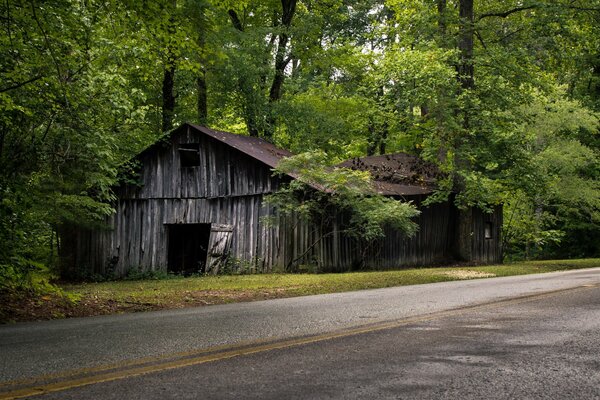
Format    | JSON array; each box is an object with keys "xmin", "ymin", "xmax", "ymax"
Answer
[
  {"xmin": 379, "ymin": 122, "xmax": 388, "ymax": 155},
  {"xmin": 437, "ymin": 0, "xmax": 447, "ymax": 36},
  {"xmin": 162, "ymin": 65, "xmax": 175, "ymax": 132},
  {"xmin": 366, "ymin": 118, "xmax": 376, "ymax": 156},
  {"xmin": 366, "ymin": 120, "xmax": 388, "ymax": 156},
  {"xmin": 434, "ymin": 0, "xmax": 449, "ymax": 164},
  {"xmin": 197, "ymin": 72, "xmax": 207, "ymax": 125}
]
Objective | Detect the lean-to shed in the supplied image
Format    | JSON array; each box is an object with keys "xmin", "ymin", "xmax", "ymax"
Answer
[{"xmin": 60, "ymin": 123, "xmax": 502, "ymax": 277}]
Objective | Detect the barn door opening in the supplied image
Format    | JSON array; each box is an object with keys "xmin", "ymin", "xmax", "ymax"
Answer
[
  {"xmin": 167, "ymin": 223, "xmax": 211, "ymax": 275},
  {"xmin": 205, "ymin": 224, "xmax": 234, "ymax": 275}
]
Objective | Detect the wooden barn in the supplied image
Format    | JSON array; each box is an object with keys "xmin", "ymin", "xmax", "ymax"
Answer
[{"xmin": 60, "ymin": 123, "xmax": 502, "ymax": 277}]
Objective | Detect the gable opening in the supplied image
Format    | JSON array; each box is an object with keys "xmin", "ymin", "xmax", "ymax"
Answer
[
  {"xmin": 484, "ymin": 221, "xmax": 493, "ymax": 239},
  {"xmin": 167, "ymin": 223, "xmax": 211, "ymax": 275},
  {"xmin": 179, "ymin": 143, "xmax": 200, "ymax": 167}
]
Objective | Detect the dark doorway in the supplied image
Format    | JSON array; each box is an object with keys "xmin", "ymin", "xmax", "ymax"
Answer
[{"xmin": 167, "ymin": 223, "xmax": 211, "ymax": 275}]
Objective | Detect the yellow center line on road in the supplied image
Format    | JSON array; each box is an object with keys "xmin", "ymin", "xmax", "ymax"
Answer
[{"xmin": 1, "ymin": 284, "xmax": 598, "ymax": 400}]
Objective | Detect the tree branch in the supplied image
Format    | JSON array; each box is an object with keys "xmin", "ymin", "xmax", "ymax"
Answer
[
  {"xmin": 477, "ymin": 5, "xmax": 537, "ymax": 21},
  {"xmin": 286, "ymin": 229, "xmax": 352, "ymax": 270},
  {"xmin": 30, "ymin": 0, "xmax": 62, "ymax": 83},
  {"xmin": 493, "ymin": 28, "xmax": 525, "ymax": 44},
  {"xmin": 228, "ymin": 9, "xmax": 243, "ymax": 31},
  {"xmin": 0, "ymin": 75, "xmax": 43, "ymax": 93},
  {"xmin": 474, "ymin": 30, "xmax": 487, "ymax": 50},
  {"xmin": 565, "ymin": 5, "xmax": 600, "ymax": 12}
]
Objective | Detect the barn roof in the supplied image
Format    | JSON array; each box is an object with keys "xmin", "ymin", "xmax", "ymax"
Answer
[
  {"xmin": 141, "ymin": 124, "xmax": 440, "ymax": 196},
  {"xmin": 136, "ymin": 123, "xmax": 293, "ymax": 170},
  {"xmin": 337, "ymin": 153, "xmax": 442, "ymax": 196},
  {"xmin": 186, "ymin": 124, "xmax": 293, "ymax": 169}
]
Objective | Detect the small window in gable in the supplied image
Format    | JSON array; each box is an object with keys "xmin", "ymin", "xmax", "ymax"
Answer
[
  {"xmin": 179, "ymin": 143, "xmax": 200, "ymax": 167},
  {"xmin": 484, "ymin": 222, "xmax": 493, "ymax": 239}
]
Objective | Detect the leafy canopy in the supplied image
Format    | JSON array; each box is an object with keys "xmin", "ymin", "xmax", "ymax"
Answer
[{"xmin": 266, "ymin": 151, "xmax": 420, "ymax": 244}]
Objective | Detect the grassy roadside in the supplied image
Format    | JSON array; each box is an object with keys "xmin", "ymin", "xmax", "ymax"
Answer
[{"xmin": 2, "ymin": 259, "xmax": 599, "ymax": 323}]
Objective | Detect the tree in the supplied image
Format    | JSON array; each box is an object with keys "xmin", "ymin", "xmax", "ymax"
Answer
[
  {"xmin": 502, "ymin": 91, "xmax": 600, "ymax": 258},
  {"xmin": 266, "ymin": 151, "xmax": 420, "ymax": 271},
  {"xmin": 0, "ymin": 0, "xmax": 162, "ymax": 286},
  {"xmin": 219, "ymin": 0, "xmax": 298, "ymax": 138}
]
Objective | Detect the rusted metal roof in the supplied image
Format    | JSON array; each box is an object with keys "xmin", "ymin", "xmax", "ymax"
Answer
[
  {"xmin": 338, "ymin": 153, "xmax": 443, "ymax": 196},
  {"xmin": 187, "ymin": 124, "xmax": 293, "ymax": 169}
]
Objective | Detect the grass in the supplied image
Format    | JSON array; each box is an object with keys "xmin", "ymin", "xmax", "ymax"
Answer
[{"xmin": 2, "ymin": 258, "xmax": 599, "ymax": 323}]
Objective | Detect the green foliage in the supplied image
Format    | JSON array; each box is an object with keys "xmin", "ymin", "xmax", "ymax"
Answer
[
  {"xmin": 502, "ymin": 91, "xmax": 600, "ymax": 258},
  {"xmin": 273, "ymin": 87, "xmax": 373, "ymax": 158},
  {"xmin": 123, "ymin": 268, "xmax": 179, "ymax": 281},
  {"xmin": 0, "ymin": 256, "xmax": 80, "ymax": 304},
  {"xmin": 0, "ymin": 257, "xmax": 61, "ymax": 296},
  {"xmin": 266, "ymin": 151, "xmax": 420, "ymax": 270},
  {"xmin": 0, "ymin": 0, "xmax": 161, "ymax": 291},
  {"xmin": 220, "ymin": 257, "xmax": 267, "ymax": 275},
  {"xmin": 1, "ymin": 0, "xmax": 600, "ymax": 290}
]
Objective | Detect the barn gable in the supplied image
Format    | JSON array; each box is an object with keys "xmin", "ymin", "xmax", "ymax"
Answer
[
  {"xmin": 61, "ymin": 124, "xmax": 291, "ymax": 277},
  {"xmin": 118, "ymin": 123, "xmax": 292, "ymax": 200}
]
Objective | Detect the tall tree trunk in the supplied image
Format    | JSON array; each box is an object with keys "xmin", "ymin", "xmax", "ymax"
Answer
[
  {"xmin": 437, "ymin": 0, "xmax": 447, "ymax": 36},
  {"xmin": 269, "ymin": 33, "xmax": 290, "ymax": 104},
  {"xmin": 268, "ymin": 0, "xmax": 296, "ymax": 103},
  {"xmin": 454, "ymin": 0, "xmax": 475, "ymax": 262},
  {"xmin": 229, "ymin": 2, "xmax": 296, "ymax": 139},
  {"xmin": 162, "ymin": 1, "xmax": 177, "ymax": 133},
  {"xmin": 264, "ymin": 0, "xmax": 297, "ymax": 140},
  {"xmin": 228, "ymin": 9, "xmax": 260, "ymax": 137}
]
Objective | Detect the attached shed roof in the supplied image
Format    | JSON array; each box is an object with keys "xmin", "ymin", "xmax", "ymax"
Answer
[{"xmin": 338, "ymin": 153, "xmax": 442, "ymax": 196}]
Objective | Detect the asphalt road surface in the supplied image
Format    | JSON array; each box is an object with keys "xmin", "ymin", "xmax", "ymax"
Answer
[{"xmin": 1, "ymin": 268, "xmax": 600, "ymax": 399}]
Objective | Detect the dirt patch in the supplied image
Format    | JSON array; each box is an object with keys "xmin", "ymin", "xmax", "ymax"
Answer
[
  {"xmin": 441, "ymin": 270, "xmax": 496, "ymax": 280},
  {"xmin": 0, "ymin": 288, "xmax": 300, "ymax": 324},
  {"xmin": 0, "ymin": 292, "xmax": 153, "ymax": 324}
]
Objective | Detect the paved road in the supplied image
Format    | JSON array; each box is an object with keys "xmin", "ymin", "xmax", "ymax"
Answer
[{"xmin": 1, "ymin": 268, "xmax": 600, "ymax": 399}]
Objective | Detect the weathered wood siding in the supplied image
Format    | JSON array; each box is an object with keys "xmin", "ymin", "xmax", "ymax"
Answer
[
  {"xmin": 63, "ymin": 125, "xmax": 502, "ymax": 276},
  {"xmin": 119, "ymin": 127, "xmax": 276, "ymax": 200},
  {"xmin": 65, "ymin": 126, "xmax": 285, "ymax": 276},
  {"xmin": 68, "ymin": 195, "xmax": 283, "ymax": 276},
  {"xmin": 470, "ymin": 205, "xmax": 503, "ymax": 263},
  {"xmin": 279, "ymin": 200, "xmax": 457, "ymax": 272}
]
